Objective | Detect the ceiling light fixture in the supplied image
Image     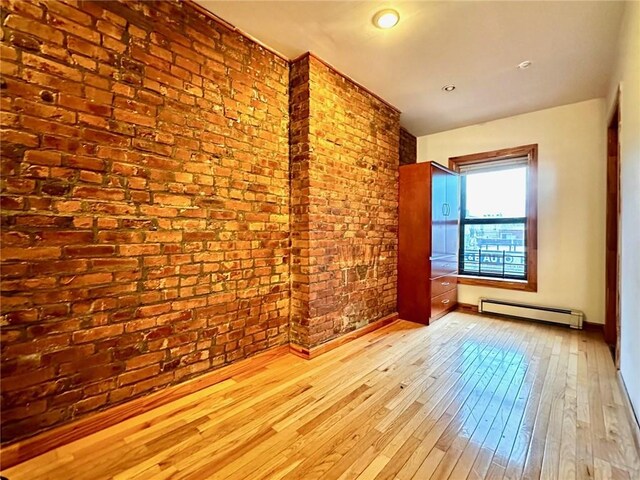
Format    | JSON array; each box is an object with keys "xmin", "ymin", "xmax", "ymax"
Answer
[
  {"xmin": 442, "ymin": 85, "xmax": 456, "ymax": 92},
  {"xmin": 517, "ymin": 60, "xmax": 532, "ymax": 69},
  {"xmin": 373, "ymin": 9, "xmax": 400, "ymax": 29}
]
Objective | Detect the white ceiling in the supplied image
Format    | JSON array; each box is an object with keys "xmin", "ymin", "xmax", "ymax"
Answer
[{"xmin": 196, "ymin": 1, "xmax": 625, "ymax": 136}]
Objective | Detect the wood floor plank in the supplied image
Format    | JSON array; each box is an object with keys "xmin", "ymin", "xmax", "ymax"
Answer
[
  {"xmin": 558, "ymin": 333, "xmax": 579, "ymax": 480},
  {"xmin": 517, "ymin": 330, "xmax": 563, "ymax": 479},
  {"xmin": 470, "ymin": 322, "xmax": 551, "ymax": 479},
  {"xmin": 594, "ymin": 339, "xmax": 640, "ymax": 474},
  {"xmin": 427, "ymin": 323, "xmax": 534, "ymax": 479},
  {"xmin": 395, "ymin": 319, "xmax": 521, "ymax": 480},
  {"xmin": 447, "ymin": 322, "xmax": 542, "ymax": 480},
  {"xmin": 339, "ymin": 320, "xmax": 501, "ymax": 480},
  {"xmin": 496, "ymin": 325, "xmax": 556, "ymax": 479},
  {"xmin": 4, "ymin": 313, "xmax": 639, "ymax": 480},
  {"xmin": 539, "ymin": 332, "xmax": 572, "ymax": 479},
  {"xmin": 272, "ymin": 316, "xmax": 498, "ymax": 478},
  {"xmin": 576, "ymin": 334, "xmax": 595, "ymax": 480}
]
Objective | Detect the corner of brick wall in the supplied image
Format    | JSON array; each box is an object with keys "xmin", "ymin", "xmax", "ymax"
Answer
[
  {"xmin": 290, "ymin": 54, "xmax": 400, "ymax": 349},
  {"xmin": 289, "ymin": 55, "xmax": 311, "ymax": 348},
  {"xmin": 399, "ymin": 127, "xmax": 417, "ymax": 165}
]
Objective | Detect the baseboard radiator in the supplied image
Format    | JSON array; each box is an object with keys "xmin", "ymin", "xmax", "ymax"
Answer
[{"xmin": 478, "ymin": 298, "xmax": 584, "ymax": 329}]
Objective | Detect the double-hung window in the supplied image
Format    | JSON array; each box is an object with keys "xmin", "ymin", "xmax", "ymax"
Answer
[{"xmin": 449, "ymin": 144, "xmax": 538, "ymax": 292}]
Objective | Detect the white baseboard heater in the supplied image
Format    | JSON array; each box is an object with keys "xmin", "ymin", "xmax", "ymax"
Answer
[{"xmin": 478, "ymin": 298, "xmax": 584, "ymax": 329}]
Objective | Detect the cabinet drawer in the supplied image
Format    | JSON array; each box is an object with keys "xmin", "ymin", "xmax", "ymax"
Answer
[
  {"xmin": 430, "ymin": 289, "xmax": 457, "ymax": 319},
  {"xmin": 430, "ymin": 255, "xmax": 458, "ymax": 279},
  {"xmin": 430, "ymin": 274, "xmax": 457, "ymax": 298}
]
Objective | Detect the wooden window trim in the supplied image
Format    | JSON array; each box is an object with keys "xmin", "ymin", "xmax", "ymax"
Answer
[{"xmin": 449, "ymin": 144, "xmax": 538, "ymax": 293}]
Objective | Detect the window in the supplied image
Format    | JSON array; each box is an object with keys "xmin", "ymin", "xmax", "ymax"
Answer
[{"xmin": 449, "ymin": 144, "xmax": 537, "ymax": 292}]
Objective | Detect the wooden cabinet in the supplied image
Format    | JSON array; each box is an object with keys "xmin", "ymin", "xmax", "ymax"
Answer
[{"xmin": 398, "ymin": 162, "xmax": 460, "ymax": 324}]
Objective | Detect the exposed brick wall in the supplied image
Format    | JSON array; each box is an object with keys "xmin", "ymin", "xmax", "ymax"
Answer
[
  {"xmin": 289, "ymin": 54, "xmax": 400, "ymax": 348},
  {"xmin": 399, "ymin": 127, "xmax": 417, "ymax": 165},
  {"xmin": 0, "ymin": 0, "xmax": 290, "ymax": 443},
  {"xmin": 289, "ymin": 54, "xmax": 312, "ymax": 347}
]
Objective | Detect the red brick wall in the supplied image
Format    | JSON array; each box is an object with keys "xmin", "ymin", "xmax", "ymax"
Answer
[
  {"xmin": 0, "ymin": 0, "xmax": 290, "ymax": 442},
  {"xmin": 400, "ymin": 127, "xmax": 417, "ymax": 165},
  {"xmin": 289, "ymin": 55, "xmax": 312, "ymax": 348},
  {"xmin": 290, "ymin": 54, "xmax": 400, "ymax": 348}
]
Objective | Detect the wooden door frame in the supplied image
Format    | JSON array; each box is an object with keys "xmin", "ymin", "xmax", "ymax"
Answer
[{"xmin": 605, "ymin": 92, "xmax": 620, "ymax": 357}]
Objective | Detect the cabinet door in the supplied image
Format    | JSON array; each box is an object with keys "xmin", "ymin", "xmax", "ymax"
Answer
[
  {"xmin": 445, "ymin": 172, "xmax": 460, "ymax": 258},
  {"xmin": 399, "ymin": 163, "xmax": 432, "ymax": 324},
  {"xmin": 431, "ymin": 165, "xmax": 447, "ymax": 258}
]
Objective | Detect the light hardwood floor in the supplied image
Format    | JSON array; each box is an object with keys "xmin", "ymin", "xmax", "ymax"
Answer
[{"xmin": 4, "ymin": 312, "xmax": 640, "ymax": 480}]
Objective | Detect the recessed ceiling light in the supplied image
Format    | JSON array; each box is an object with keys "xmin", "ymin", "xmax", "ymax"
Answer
[
  {"xmin": 517, "ymin": 60, "xmax": 532, "ymax": 69},
  {"xmin": 442, "ymin": 85, "xmax": 456, "ymax": 92},
  {"xmin": 373, "ymin": 9, "xmax": 400, "ymax": 29}
]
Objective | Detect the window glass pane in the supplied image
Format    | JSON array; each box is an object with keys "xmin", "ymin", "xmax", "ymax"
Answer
[
  {"xmin": 461, "ymin": 223, "xmax": 526, "ymax": 278},
  {"xmin": 464, "ymin": 166, "xmax": 526, "ymax": 219}
]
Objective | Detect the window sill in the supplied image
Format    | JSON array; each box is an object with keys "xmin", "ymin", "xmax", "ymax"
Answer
[{"xmin": 457, "ymin": 275, "xmax": 537, "ymax": 292}]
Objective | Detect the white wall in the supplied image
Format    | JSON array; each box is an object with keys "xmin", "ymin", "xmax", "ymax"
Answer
[
  {"xmin": 417, "ymin": 98, "xmax": 607, "ymax": 325},
  {"xmin": 607, "ymin": 1, "xmax": 640, "ymax": 422}
]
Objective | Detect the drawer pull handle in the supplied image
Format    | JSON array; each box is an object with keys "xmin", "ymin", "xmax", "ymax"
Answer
[
  {"xmin": 441, "ymin": 282, "xmax": 450, "ymax": 286},
  {"xmin": 442, "ymin": 299, "xmax": 450, "ymax": 304}
]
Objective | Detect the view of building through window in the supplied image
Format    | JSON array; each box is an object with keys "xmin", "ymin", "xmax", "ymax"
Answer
[{"xmin": 460, "ymin": 166, "xmax": 528, "ymax": 279}]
